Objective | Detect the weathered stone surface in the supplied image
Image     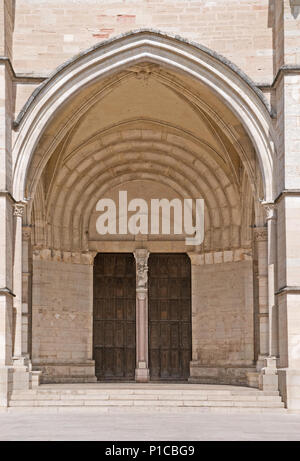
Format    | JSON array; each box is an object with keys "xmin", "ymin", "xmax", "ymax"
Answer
[{"xmin": 0, "ymin": 1, "xmax": 300, "ymax": 411}]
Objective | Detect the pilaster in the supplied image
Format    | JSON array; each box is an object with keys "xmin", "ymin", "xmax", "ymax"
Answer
[
  {"xmin": 256, "ymin": 204, "xmax": 279, "ymax": 392},
  {"xmin": 0, "ymin": 0, "xmax": 14, "ymax": 406},
  {"xmin": 265, "ymin": 203, "xmax": 279, "ymax": 359},
  {"xmin": 270, "ymin": 2, "xmax": 300, "ymax": 408}
]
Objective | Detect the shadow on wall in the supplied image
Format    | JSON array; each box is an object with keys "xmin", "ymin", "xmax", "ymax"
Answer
[{"xmin": 290, "ymin": 0, "xmax": 300, "ymax": 19}]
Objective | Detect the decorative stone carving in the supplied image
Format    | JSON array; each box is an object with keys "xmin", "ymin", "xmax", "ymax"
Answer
[
  {"xmin": 22, "ymin": 226, "xmax": 32, "ymax": 241},
  {"xmin": 263, "ymin": 203, "xmax": 277, "ymax": 221},
  {"xmin": 253, "ymin": 227, "xmax": 268, "ymax": 241},
  {"xmin": 129, "ymin": 64, "xmax": 158, "ymax": 83},
  {"xmin": 134, "ymin": 249, "xmax": 149, "ymax": 290},
  {"xmin": 13, "ymin": 203, "xmax": 25, "ymax": 218}
]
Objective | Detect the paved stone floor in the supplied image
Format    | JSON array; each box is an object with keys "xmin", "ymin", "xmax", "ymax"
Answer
[{"xmin": 0, "ymin": 411, "xmax": 300, "ymax": 440}]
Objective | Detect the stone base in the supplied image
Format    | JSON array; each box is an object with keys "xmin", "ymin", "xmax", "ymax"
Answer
[
  {"xmin": 135, "ymin": 367, "xmax": 150, "ymax": 383},
  {"xmin": 246, "ymin": 371, "xmax": 259, "ymax": 388},
  {"xmin": 0, "ymin": 366, "xmax": 14, "ymax": 407},
  {"xmin": 256, "ymin": 354, "xmax": 268, "ymax": 372},
  {"xmin": 278, "ymin": 368, "xmax": 300, "ymax": 410},
  {"xmin": 33, "ymin": 361, "xmax": 97, "ymax": 384},
  {"xmin": 258, "ymin": 356, "xmax": 278, "ymax": 392},
  {"xmin": 0, "ymin": 362, "xmax": 41, "ymax": 407},
  {"xmin": 11, "ymin": 366, "xmax": 31, "ymax": 391},
  {"xmin": 189, "ymin": 363, "xmax": 256, "ymax": 386}
]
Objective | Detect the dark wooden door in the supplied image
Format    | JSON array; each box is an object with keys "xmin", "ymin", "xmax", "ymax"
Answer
[
  {"xmin": 148, "ymin": 253, "xmax": 191, "ymax": 381},
  {"xmin": 93, "ymin": 253, "xmax": 136, "ymax": 380}
]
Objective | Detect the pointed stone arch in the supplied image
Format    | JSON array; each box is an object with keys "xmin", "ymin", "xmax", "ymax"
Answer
[{"xmin": 12, "ymin": 29, "xmax": 275, "ymax": 204}]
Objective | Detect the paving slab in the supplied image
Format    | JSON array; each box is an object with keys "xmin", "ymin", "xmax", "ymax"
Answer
[{"xmin": 0, "ymin": 411, "xmax": 300, "ymax": 441}]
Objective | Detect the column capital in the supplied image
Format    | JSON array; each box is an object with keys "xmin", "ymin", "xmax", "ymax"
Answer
[
  {"xmin": 134, "ymin": 249, "xmax": 149, "ymax": 289},
  {"xmin": 13, "ymin": 203, "xmax": 25, "ymax": 218},
  {"xmin": 262, "ymin": 202, "xmax": 277, "ymax": 221}
]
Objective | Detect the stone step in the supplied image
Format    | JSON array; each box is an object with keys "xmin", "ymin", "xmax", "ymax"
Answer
[
  {"xmin": 11, "ymin": 388, "xmax": 280, "ymax": 396},
  {"xmin": 4, "ymin": 405, "xmax": 287, "ymax": 415},
  {"xmin": 9, "ymin": 398, "xmax": 284, "ymax": 408},
  {"xmin": 9, "ymin": 392, "xmax": 283, "ymax": 402},
  {"xmin": 9, "ymin": 384, "xmax": 285, "ymax": 412}
]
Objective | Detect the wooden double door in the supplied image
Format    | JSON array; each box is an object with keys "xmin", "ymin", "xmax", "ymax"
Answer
[{"xmin": 93, "ymin": 253, "xmax": 191, "ymax": 381}]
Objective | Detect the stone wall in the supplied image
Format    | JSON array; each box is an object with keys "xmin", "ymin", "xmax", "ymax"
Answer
[
  {"xmin": 31, "ymin": 252, "xmax": 255, "ymax": 385},
  {"xmin": 13, "ymin": 0, "xmax": 272, "ymax": 83},
  {"xmin": 190, "ymin": 259, "xmax": 255, "ymax": 385},
  {"xmin": 31, "ymin": 259, "xmax": 96, "ymax": 382}
]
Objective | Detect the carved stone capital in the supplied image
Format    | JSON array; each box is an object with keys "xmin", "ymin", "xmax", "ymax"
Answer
[
  {"xmin": 262, "ymin": 202, "xmax": 277, "ymax": 221},
  {"xmin": 134, "ymin": 249, "xmax": 149, "ymax": 290},
  {"xmin": 13, "ymin": 203, "xmax": 25, "ymax": 218},
  {"xmin": 253, "ymin": 227, "xmax": 268, "ymax": 242}
]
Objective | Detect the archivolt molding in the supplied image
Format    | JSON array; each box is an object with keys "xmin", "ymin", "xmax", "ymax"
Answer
[
  {"xmin": 12, "ymin": 30, "xmax": 275, "ymax": 202},
  {"xmin": 30, "ymin": 126, "xmax": 247, "ymax": 253},
  {"xmin": 153, "ymin": 71, "xmax": 250, "ymax": 190},
  {"xmin": 23, "ymin": 71, "xmax": 133, "ymax": 203},
  {"xmin": 31, "ymin": 180, "xmax": 46, "ymax": 246},
  {"xmin": 39, "ymin": 126, "xmax": 241, "ymax": 251},
  {"xmin": 24, "ymin": 71, "xmax": 247, "ymax": 204}
]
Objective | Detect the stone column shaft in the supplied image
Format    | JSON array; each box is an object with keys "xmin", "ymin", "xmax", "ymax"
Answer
[
  {"xmin": 258, "ymin": 204, "xmax": 279, "ymax": 392},
  {"xmin": 254, "ymin": 228, "xmax": 269, "ymax": 367},
  {"xmin": 265, "ymin": 204, "xmax": 279, "ymax": 358},
  {"xmin": 13, "ymin": 203, "xmax": 25, "ymax": 360},
  {"xmin": 22, "ymin": 226, "xmax": 32, "ymax": 357},
  {"xmin": 0, "ymin": 12, "xmax": 15, "ymax": 402},
  {"xmin": 134, "ymin": 249, "xmax": 150, "ymax": 382}
]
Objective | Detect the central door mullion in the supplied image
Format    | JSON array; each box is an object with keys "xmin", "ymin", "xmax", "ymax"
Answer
[{"xmin": 134, "ymin": 249, "xmax": 150, "ymax": 382}]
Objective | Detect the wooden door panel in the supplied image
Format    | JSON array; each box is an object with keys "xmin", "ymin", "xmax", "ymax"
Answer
[
  {"xmin": 170, "ymin": 323, "xmax": 180, "ymax": 348},
  {"xmin": 149, "ymin": 300, "xmax": 159, "ymax": 320},
  {"xmin": 160, "ymin": 301, "xmax": 168, "ymax": 320},
  {"xmin": 104, "ymin": 348, "xmax": 114, "ymax": 376},
  {"xmin": 149, "ymin": 253, "xmax": 191, "ymax": 381},
  {"xmin": 115, "ymin": 322, "xmax": 124, "ymax": 347},
  {"xmin": 104, "ymin": 321, "xmax": 114, "ymax": 346},
  {"xmin": 149, "ymin": 349, "xmax": 160, "ymax": 379},
  {"xmin": 150, "ymin": 322, "xmax": 160, "ymax": 348},
  {"xmin": 161, "ymin": 323, "xmax": 171, "ymax": 348},
  {"xmin": 126, "ymin": 299, "xmax": 135, "ymax": 320},
  {"xmin": 126, "ymin": 322, "xmax": 136, "ymax": 348},
  {"xmin": 170, "ymin": 351, "xmax": 180, "ymax": 377},
  {"xmin": 181, "ymin": 322, "xmax": 191, "ymax": 348},
  {"xmin": 93, "ymin": 253, "xmax": 136, "ymax": 380},
  {"xmin": 160, "ymin": 350, "xmax": 170, "ymax": 378}
]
